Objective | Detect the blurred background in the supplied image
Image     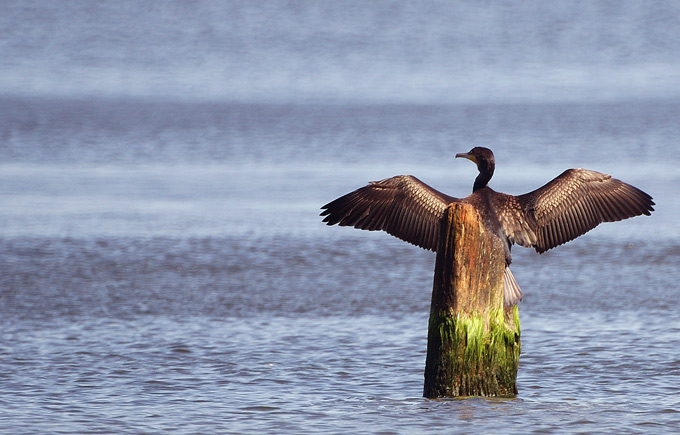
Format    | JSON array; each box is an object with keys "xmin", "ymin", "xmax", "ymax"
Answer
[{"xmin": 1, "ymin": 1, "xmax": 678, "ymax": 433}]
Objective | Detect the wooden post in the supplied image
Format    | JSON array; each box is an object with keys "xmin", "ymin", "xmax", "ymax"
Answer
[{"xmin": 423, "ymin": 203, "xmax": 521, "ymax": 398}]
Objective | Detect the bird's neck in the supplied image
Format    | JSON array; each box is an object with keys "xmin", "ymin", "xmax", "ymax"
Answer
[{"xmin": 473, "ymin": 166, "xmax": 494, "ymax": 192}]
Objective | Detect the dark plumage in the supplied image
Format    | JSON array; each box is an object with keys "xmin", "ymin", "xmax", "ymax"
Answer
[{"xmin": 321, "ymin": 147, "xmax": 655, "ymax": 306}]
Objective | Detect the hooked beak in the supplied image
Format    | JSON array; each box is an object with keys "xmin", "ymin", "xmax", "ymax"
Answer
[{"xmin": 455, "ymin": 152, "xmax": 476, "ymax": 163}]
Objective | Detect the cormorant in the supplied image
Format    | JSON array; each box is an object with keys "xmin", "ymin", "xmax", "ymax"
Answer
[{"xmin": 320, "ymin": 147, "xmax": 654, "ymax": 306}]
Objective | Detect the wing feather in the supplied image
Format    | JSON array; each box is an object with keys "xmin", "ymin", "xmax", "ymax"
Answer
[
  {"xmin": 321, "ymin": 175, "xmax": 458, "ymax": 251},
  {"xmin": 517, "ymin": 168, "xmax": 654, "ymax": 253}
]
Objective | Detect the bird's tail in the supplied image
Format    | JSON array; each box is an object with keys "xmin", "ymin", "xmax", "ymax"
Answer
[{"xmin": 503, "ymin": 266, "xmax": 523, "ymax": 307}]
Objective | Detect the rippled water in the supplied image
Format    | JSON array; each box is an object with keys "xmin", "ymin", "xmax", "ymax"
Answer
[
  {"xmin": 2, "ymin": 236, "xmax": 679, "ymax": 433},
  {"xmin": 2, "ymin": 1, "xmax": 680, "ymax": 433}
]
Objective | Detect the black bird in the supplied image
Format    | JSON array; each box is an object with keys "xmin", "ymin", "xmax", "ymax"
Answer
[{"xmin": 320, "ymin": 147, "xmax": 654, "ymax": 306}]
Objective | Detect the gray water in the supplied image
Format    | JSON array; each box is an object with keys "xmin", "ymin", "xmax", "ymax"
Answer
[{"xmin": 2, "ymin": 1, "xmax": 680, "ymax": 433}]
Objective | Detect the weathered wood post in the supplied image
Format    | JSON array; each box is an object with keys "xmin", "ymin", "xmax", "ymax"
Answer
[{"xmin": 423, "ymin": 203, "xmax": 521, "ymax": 398}]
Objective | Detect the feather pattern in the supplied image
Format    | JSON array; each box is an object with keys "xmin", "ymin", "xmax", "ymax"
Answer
[
  {"xmin": 321, "ymin": 175, "xmax": 457, "ymax": 251},
  {"xmin": 515, "ymin": 169, "xmax": 654, "ymax": 253}
]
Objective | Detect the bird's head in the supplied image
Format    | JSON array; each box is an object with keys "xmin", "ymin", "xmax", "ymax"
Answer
[
  {"xmin": 456, "ymin": 147, "xmax": 495, "ymax": 191},
  {"xmin": 455, "ymin": 147, "xmax": 495, "ymax": 171}
]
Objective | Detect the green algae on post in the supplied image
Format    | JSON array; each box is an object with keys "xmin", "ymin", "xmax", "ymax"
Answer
[{"xmin": 425, "ymin": 307, "xmax": 520, "ymax": 397}]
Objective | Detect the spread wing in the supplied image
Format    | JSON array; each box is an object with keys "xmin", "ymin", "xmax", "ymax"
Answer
[
  {"xmin": 320, "ymin": 175, "xmax": 458, "ymax": 251},
  {"xmin": 516, "ymin": 168, "xmax": 655, "ymax": 253}
]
